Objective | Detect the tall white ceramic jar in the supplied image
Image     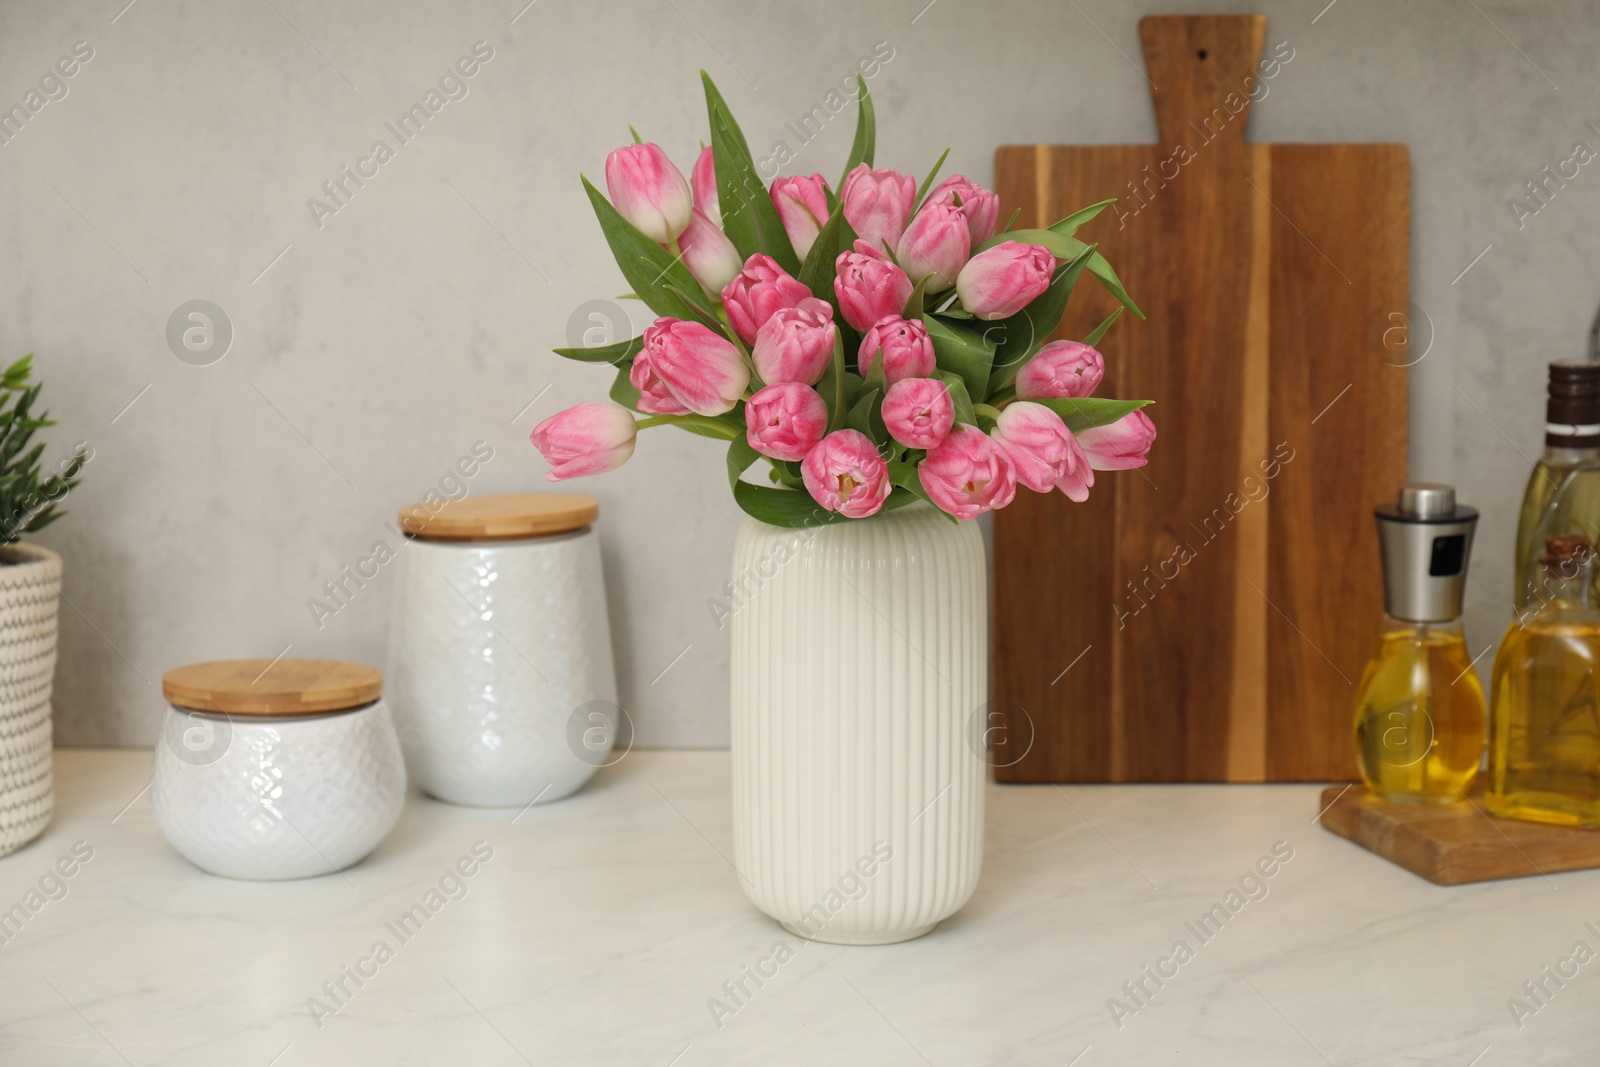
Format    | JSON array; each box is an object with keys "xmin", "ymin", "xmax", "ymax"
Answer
[
  {"xmin": 730, "ymin": 502, "xmax": 987, "ymax": 945},
  {"xmin": 151, "ymin": 659, "xmax": 406, "ymax": 880},
  {"xmin": 387, "ymin": 493, "xmax": 619, "ymax": 807}
]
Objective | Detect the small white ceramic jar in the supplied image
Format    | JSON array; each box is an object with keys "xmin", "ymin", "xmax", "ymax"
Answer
[
  {"xmin": 387, "ymin": 493, "xmax": 620, "ymax": 807},
  {"xmin": 151, "ymin": 659, "xmax": 406, "ymax": 880}
]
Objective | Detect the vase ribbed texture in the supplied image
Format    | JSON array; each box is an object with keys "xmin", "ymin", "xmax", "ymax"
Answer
[
  {"xmin": 0, "ymin": 543, "xmax": 61, "ymax": 858},
  {"xmin": 731, "ymin": 503, "xmax": 986, "ymax": 945}
]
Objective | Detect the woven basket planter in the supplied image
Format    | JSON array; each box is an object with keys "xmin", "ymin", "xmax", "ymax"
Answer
[{"xmin": 0, "ymin": 543, "xmax": 60, "ymax": 857}]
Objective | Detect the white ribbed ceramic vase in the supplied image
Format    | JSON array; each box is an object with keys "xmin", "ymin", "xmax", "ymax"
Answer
[
  {"xmin": 731, "ymin": 502, "xmax": 986, "ymax": 945},
  {"xmin": 0, "ymin": 543, "xmax": 61, "ymax": 858}
]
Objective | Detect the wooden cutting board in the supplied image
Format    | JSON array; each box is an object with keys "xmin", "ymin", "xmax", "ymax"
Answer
[
  {"xmin": 992, "ymin": 15, "xmax": 1408, "ymax": 782},
  {"xmin": 1317, "ymin": 785, "xmax": 1600, "ymax": 885}
]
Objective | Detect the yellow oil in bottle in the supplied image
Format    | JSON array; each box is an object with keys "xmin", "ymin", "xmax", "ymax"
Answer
[
  {"xmin": 1490, "ymin": 535, "xmax": 1600, "ymax": 827},
  {"xmin": 1353, "ymin": 619, "xmax": 1485, "ymax": 803}
]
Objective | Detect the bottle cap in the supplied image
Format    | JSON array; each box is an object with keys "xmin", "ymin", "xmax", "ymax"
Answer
[
  {"xmin": 1374, "ymin": 483, "xmax": 1479, "ymax": 622},
  {"xmin": 1546, "ymin": 361, "xmax": 1600, "ymax": 446},
  {"xmin": 1540, "ymin": 532, "xmax": 1593, "ymax": 579},
  {"xmin": 1397, "ymin": 483, "xmax": 1455, "ymax": 520}
]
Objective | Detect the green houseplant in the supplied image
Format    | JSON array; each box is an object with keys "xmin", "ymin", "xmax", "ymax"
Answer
[{"xmin": 0, "ymin": 354, "xmax": 87, "ymax": 857}]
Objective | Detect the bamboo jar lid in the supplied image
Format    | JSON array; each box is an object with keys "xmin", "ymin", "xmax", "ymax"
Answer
[
  {"xmin": 163, "ymin": 659, "xmax": 383, "ymax": 716},
  {"xmin": 399, "ymin": 492, "xmax": 598, "ymax": 543}
]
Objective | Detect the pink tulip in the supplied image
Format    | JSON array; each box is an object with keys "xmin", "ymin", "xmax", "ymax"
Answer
[
  {"xmin": 991, "ymin": 402, "xmax": 1084, "ymax": 494},
  {"xmin": 896, "ymin": 201, "xmax": 970, "ymax": 294},
  {"xmin": 859, "ymin": 316, "xmax": 936, "ymax": 385},
  {"xmin": 692, "ymin": 145, "xmax": 720, "ymax": 225},
  {"xmin": 721, "ymin": 254, "xmax": 814, "ymax": 345},
  {"xmin": 745, "ymin": 382, "xmax": 828, "ymax": 462},
  {"xmin": 531, "ymin": 401, "xmax": 637, "ymax": 481},
  {"xmin": 834, "ymin": 240, "xmax": 914, "ymax": 331},
  {"xmin": 801, "ymin": 429, "xmax": 891, "ymax": 519},
  {"xmin": 639, "ymin": 317, "xmax": 749, "ymax": 416},
  {"xmin": 918, "ymin": 424, "xmax": 1017, "ymax": 519},
  {"xmin": 955, "ymin": 241, "xmax": 1055, "ymax": 320},
  {"xmin": 1015, "ymin": 340, "xmax": 1105, "ymax": 399},
  {"xmin": 1079, "ymin": 410, "xmax": 1156, "ymax": 470},
  {"xmin": 751, "ymin": 298, "xmax": 837, "ymax": 386},
  {"xmin": 841, "ymin": 163, "xmax": 917, "ymax": 251},
  {"xmin": 1054, "ymin": 438, "xmax": 1095, "ymax": 502},
  {"xmin": 605, "ymin": 143, "xmax": 693, "ymax": 243},
  {"xmin": 770, "ymin": 173, "xmax": 831, "ymax": 259},
  {"xmin": 925, "ymin": 175, "xmax": 1001, "ymax": 245},
  {"xmin": 881, "ymin": 378, "xmax": 954, "ymax": 450},
  {"xmin": 679, "ymin": 208, "xmax": 742, "ymax": 295},
  {"xmin": 628, "ymin": 346, "xmax": 690, "ymax": 415}
]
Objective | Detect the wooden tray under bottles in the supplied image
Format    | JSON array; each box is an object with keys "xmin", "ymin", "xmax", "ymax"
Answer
[{"xmin": 1318, "ymin": 784, "xmax": 1600, "ymax": 885}]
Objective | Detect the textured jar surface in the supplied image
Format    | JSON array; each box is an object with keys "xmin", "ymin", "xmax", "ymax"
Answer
[
  {"xmin": 731, "ymin": 503, "xmax": 987, "ymax": 945},
  {"xmin": 0, "ymin": 543, "xmax": 61, "ymax": 859},
  {"xmin": 387, "ymin": 530, "xmax": 618, "ymax": 807},
  {"xmin": 151, "ymin": 700, "xmax": 406, "ymax": 880}
]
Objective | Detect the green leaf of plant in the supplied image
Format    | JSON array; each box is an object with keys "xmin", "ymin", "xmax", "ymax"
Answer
[
  {"xmin": 902, "ymin": 274, "xmax": 930, "ymax": 322},
  {"xmin": 1049, "ymin": 198, "xmax": 1116, "ymax": 235},
  {"xmin": 1033, "ymin": 396, "xmax": 1152, "ymax": 434},
  {"xmin": 922, "ymin": 314, "xmax": 995, "ymax": 403},
  {"xmin": 1082, "ymin": 306, "xmax": 1124, "ymax": 346},
  {"xmin": 581, "ymin": 175, "xmax": 701, "ymax": 321},
  {"xmin": 609, "ymin": 364, "xmax": 642, "ymax": 410},
  {"xmin": 733, "ymin": 481, "xmax": 848, "ymax": 528},
  {"xmin": 1000, "ymin": 207, "xmax": 1021, "ymax": 234},
  {"xmin": 846, "ymin": 387, "xmax": 890, "ymax": 448},
  {"xmin": 553, "ymin": 335, "xmax": 643, "ymax": 366},
  {"xmin": 986, "ymin": 245, "xmax": 1096, "ymax": 394},
  {"xmin": 886, "ymin": 460, "xmax": 955, "ymax": 521},
  {"xmin": 914, "ymin": 147, "xmax": 951, "ymax": 211},
  {"xmin": 818, "ymin": 331, "xmax": 848, "ymax": 431},
  {"xmin": 936, "ymin": 371, "xmax": 977, "ymax": 425},
  {"xmin": 725, "ymin": 434, "xmax": 762, "ymax": 491},
  {"xmin": 703, "ymin": 72, "xmax": 800, "ymax": 273},
  {"xmin": 838, "ymin": 75, "xmax": 875, "ymax": 190},
  {"xmin": 798, "ymin": 201, "xmax": 850, "ymax": 305}
]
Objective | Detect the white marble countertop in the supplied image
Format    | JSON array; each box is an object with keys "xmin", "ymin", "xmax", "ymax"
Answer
[{"xmin": 0, "ymin": 750, "xmax": 1590, "ymax": 1066}]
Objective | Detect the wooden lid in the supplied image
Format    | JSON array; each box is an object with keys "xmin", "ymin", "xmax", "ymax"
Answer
[
  {"xmin": 399, "ymin": 492, "xmax": 598, "ymax": 543},
  {"xmin": 163, "ymin": 659, "xmax": 382, "ymax": 715}
]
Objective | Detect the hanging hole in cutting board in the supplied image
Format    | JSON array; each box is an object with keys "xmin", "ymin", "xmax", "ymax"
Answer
[{"xmin": 1197, "ymin": 49, "xmax": 1208, "ymax": 60}]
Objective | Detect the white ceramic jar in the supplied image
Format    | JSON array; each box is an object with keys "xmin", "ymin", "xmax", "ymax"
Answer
[
  {"xmin": 730, "ymin": 502, "xmax": 987, "ymax": 945},
  {"xmin": 387, "ymin": 493, "xmax": 620, "ymax": 807},
  {"xmin": 151, "ymin": 659, "xmax": 405, "ymax": 881}
]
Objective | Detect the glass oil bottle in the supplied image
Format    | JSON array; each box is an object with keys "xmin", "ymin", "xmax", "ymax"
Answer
[
  {"xmin": 1490, "ymin": 534, "xmax": 1600, "ymax": 828},
  {"xmin": 1514, "ymin": 361, "xmax": 1600, "ymax": 612},
  {"xmin": 1353, "ymin": 484, "xmax": 1485, "ymax": 803}
]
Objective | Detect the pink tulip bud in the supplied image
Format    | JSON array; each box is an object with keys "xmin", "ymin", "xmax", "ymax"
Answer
[
  {"xmin": 918, "ymin": 424, "xmax": 1017, "ymax": 519},
  {"xmin": 745, "ymin": 382, "xmax": 828, "ymax": 462},
  {"xmin": 1078, "ymin": 410, "xmax": 1156, "ymax": 470},
  {"xmin": 859, "ymin": 316, "xmax": 936, "ymax": 386},
  {"xmin": 833, "ymin": 240, "xmax": 914, "ymax": 331},
  {"xmin": 1015, "ymin": 340, "xmax": 1105, "ymax": 399},
  {"xmin": 881, "ymin": 377, "xmax": 954, "ymax": 451},
  {"xmin": 639, "ymin": 317, "xmax": 749, "ymax": 416},
  {"xmin": 841, "ymin": 163, "xmax": 917, "ymax": 251},
  {"xmin": 605, "ymin": 143, "xmax": 693, "ymax": 243},
  {"xmin": 751, "ymin": 298, "xmax": 837, "ymax": 386},
  {"xmin": 955, "ymin": 241, "xmax": 1055, "ymax": 320},
  {"xmin": 721, "ymin": 254, "xmax": 813, "ymax": 345},
  {"xmin": 801, "ymin": 429, "xmax": 891, "ymax": 519},
  {"xmin": 530, "ymin": 401, "xmax": 638, "ymax": 481},
  {"xmin": 896, "ymin": 201, "xmax": 971, "ymax": 294},
  {"xmin": 692, "ymin": 145, "xmax": 720, "ymax": 225},
  {"xmin": 925, "ymin": 175, "xmax": 1001, "ymax": 245},
  {"xmin": 991, "ymin": 402, "xmax": 1085, "ymax": 494},
  {"xmin": 679, "ymin": 208, "xmax": 743, "ymax": 295},
  {"xmin": 770, "ymin": 173, "xmax": 831, "ymax": 259}
]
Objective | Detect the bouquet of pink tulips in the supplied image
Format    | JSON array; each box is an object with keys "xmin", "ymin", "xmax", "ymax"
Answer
[{"xmin": 532, "ymin": 74, "xmax": 1155, "ymax": 527}]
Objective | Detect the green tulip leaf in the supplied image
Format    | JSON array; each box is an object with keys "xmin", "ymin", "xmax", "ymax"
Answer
[
  {"xmin": 914, "ymin": 147, "xmax": 951, "ymax": 212},
  {"xmin": 936, "ymin": 371, "xmax": 978, "ymax": 426},
  {"xmin": 922, "ymin": 314, "xmax": 995, "ymax": 403},
  {"xmin": 1050, "ymin": 198, "xmax": 1117, "ymax": 235},
  {"xmin": 553, "ymin": 335, "xmax": 642, "ymax": 366},
  {"xmin": 1082, "ymin": 306, "xmax": 1124, "ymax": 347},
  {"xmin": 839, "ymin": 75, "xmax": 875, "ymax": 190},
  {"xmin": 581, "ymin": 176, "xmax": 703, "ymax": 322},
  {"xmin": 703, "ymin": 72, "xmax": 800, "ymax": 273},
  {"xmin": 1033, "ymin": 396, "xmax": 1151, "ymax": 434},
  {"xmin": 733, "ymin": 481, "xmax": 848, "ymax": 528}
]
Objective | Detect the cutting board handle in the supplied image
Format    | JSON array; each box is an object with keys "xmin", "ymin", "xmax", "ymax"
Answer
[{"xmin": 1139, "ymin": 15, "xmax": 1266, "ymax": 149}]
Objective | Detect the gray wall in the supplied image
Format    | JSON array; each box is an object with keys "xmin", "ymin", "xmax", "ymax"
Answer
[{"xmin": 0, "ymin": 0, "xmax": 1585, "ymax": 747}]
